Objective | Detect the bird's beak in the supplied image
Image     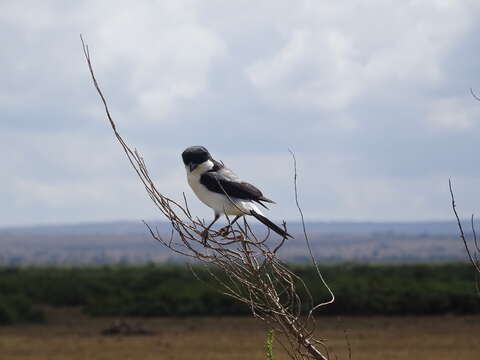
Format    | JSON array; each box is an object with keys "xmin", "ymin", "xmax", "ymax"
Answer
[{"xmin": 189, "ymin": 163, "xmax": 198, "ymax": 172}]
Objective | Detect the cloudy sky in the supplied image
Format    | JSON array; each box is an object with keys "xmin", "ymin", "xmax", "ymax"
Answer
[{"xmin": 2, "ymin": 0, "xmax": 480, "ymax": 227}]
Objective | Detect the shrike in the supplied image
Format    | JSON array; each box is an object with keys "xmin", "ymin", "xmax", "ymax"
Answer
[{"xmin": 182, "ymin": 146, "xmax": 292, "ymax": 243}]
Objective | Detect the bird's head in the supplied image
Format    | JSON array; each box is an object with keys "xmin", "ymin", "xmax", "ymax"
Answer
[{"xmin": 182, "ymin": 146, "xmax": 212, "ymax": 172}]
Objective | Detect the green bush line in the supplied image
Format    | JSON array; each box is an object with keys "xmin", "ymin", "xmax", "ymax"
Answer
[
  {"xmin": 0, "ymin": 294, "xmax": 44, "ymax": 325},
  {"xmin": 0, "ymin": 263, "xmax": 478, "ymax": 323}
]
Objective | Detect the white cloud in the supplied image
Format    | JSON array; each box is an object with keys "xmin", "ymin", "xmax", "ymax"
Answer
[
  {"xmin": 247, "ymin": 29, "xmax": 361, "ymax": 111},
  {"xmin": 91, "ymin": 2, "xmax": 226, "ymax": 122},
  {"xmin": 426, "ymin": 97, "xmax": 480, "ymax": 131},
  {"xmin": 1, "ymin": 131, "xmax": 190, "ymax": 225},
  {"xmin": 0, "ymin": 1, "xmax": 225, "ymax": 125},
  {"xmin": 246, "ymin": 1, "xmax": 474, "ymax": 115}
]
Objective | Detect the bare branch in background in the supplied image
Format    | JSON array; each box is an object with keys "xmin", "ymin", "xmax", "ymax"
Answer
[
  {"xmin": 448, "ymin": 179, "xmax": 480, "ymax": 293},
  {"xmin": 470, "ymin": 87, "xmax": 480, "ymax": 102},
  {"xmin": 81, "ymin": 35, "xmax": 335, "ymax": 360}
]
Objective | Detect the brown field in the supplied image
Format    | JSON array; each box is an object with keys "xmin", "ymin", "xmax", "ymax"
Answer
[{"xmin": 0, "ymin": 308, "xmax": 479, "ymax": 360}]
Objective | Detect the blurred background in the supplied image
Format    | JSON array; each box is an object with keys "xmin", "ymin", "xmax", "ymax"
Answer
[{"xmin": 1, "ymin": 1, "xmax": 480, "ymax": 359}]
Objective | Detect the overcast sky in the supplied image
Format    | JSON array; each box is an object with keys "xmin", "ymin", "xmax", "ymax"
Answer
[{"xmin": 2, "ymin": 1, "xmax": 480, "ymax": 227}]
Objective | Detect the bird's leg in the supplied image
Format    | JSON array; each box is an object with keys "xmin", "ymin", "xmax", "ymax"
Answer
[
  {"xmin": 201, "ymin": 213, "xmax": 220, "ymax": 245},
  {"xmin": 219, "ymin": 215, "xmax": 241, "ymax": 237}
]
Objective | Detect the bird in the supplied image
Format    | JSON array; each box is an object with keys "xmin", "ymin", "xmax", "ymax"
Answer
[{"xmin": 181, "ymin": 145, "xmax": 292, "ymax": 244}]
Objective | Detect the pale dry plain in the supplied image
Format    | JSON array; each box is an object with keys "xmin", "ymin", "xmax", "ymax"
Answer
[{"xmin": 0, "ymin": 308, "xmax": 478, "ymax": 360}]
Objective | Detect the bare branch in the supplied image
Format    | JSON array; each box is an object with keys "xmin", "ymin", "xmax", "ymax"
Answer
[
  {"xmin": 289, "ymin": 150, "xmax": 334, "ymax": 316},
  {"xmin": 448, "ymin": 179, "xmax": 480, "ymax": 277},
  {"xmin": 81, "ymin": 35, "xmax": 333, "ymax": 359},
  {"xmin": 470, "ymin": 87, "xmax": 480, "ymax": 102}
]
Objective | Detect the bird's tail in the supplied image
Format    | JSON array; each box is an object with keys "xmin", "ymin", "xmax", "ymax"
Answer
[{"xmin": 250, "ymin": 210, "xmax": 293, "ymax": 239}]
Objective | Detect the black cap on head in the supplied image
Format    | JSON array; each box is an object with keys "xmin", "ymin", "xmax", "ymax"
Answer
[{"xmin": 182, "ymin": 146, "xmax": 212, "ymax": 166}]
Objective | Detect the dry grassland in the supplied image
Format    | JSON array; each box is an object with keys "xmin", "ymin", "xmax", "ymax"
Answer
[{"xmin": 0, "ymin": 308, "xmax": 478, "ymax": 360}]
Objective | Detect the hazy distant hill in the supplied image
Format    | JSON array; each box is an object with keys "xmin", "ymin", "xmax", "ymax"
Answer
[{"xmin": 0, "ymin": 220, "xmax": 468, "ymax": 265}]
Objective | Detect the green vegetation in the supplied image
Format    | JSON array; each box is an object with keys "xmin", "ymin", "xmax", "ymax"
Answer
[
  {"xmin": 0, "ymin": 294, "xmax": 44, "ymax": 325},
  {"xmin": 265, "ymin": 329, "xmax": 274, "ymax": 360},
  {"xmin": 0, "ymin": 263, "xmax": 478, "ymax": 324}
]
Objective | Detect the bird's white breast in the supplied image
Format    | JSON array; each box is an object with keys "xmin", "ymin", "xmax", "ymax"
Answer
[{"xmin": 185, "ymin": 160, "xmax": 262, "ymax": 216}]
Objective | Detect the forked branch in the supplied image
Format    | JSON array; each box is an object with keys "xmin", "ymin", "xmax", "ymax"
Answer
[
  {"xmin": 448, "ymin": 179, "xmax": 480, "ymax": 294},
  {"xmin": 81, "ymin": 35, "xmax": 333, "ymax": 359}
]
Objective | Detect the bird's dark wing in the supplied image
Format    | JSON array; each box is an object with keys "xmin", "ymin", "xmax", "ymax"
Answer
[{"xmin": 200, "ymin": 171, "xmax": 275, "ymax": 206}]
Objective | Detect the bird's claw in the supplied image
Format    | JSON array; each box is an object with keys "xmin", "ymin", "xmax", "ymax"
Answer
[
  {"xmin": 218, "ymin": 226, "xmax": 231, "ymax": 237},
  {"xmin": 201, "ymin": 230, "xmax": 209, "ymax": 246}
]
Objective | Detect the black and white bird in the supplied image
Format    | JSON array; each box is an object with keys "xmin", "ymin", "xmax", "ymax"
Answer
[{"xmin": 182, "ymin": 146, "xmax": 292, "ymax": 243}]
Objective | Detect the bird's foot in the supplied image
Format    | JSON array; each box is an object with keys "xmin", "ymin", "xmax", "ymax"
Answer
[
  {"xmin": 218, "ymin": 225, "xmax": 231, "ymax": 237},
  {"xmin": 201, "ymin": 230, "xmax": 209, "ymax": 246}
]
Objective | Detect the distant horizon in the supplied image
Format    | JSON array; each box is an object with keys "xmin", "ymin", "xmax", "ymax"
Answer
[
  {"xmin": 0, "ymin": 217, "xmax": 463, "ymax": 231},
  {"xmin": 0, "ymin": 216, "xmax": 467, "ymax": 266}
]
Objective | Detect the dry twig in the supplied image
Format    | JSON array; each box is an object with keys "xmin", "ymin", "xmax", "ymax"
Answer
[
  {"xmin": 81, "ymin": 35, "xmax": 333, "ymax": 359},
  {"xmin": 448, "ymin": 179, "xmax": 480, "ymax": 294}
]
